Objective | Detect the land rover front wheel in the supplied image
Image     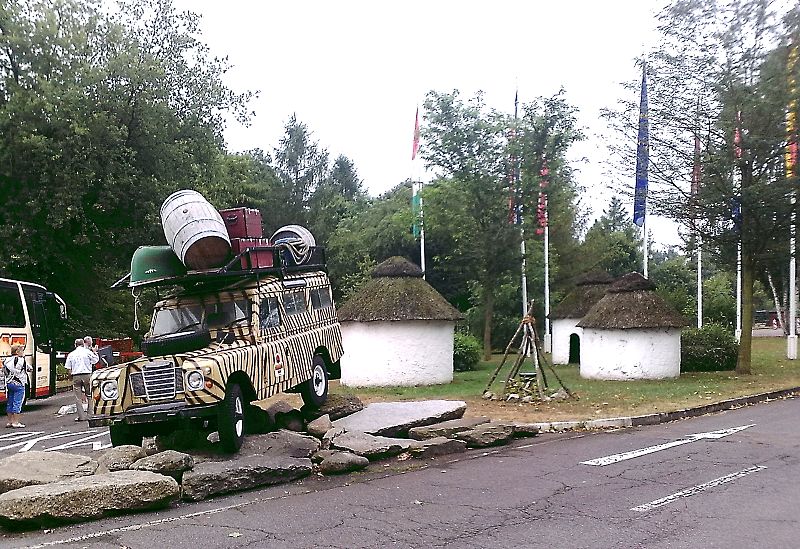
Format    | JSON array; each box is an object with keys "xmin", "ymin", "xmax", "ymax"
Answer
[
  {"xmin": 218, "ymin": 383, "xmax": 245, "ymax": 452},
  {"xmin": 300, "ymin": 355, "xmax": 329, "ymax": 408}
]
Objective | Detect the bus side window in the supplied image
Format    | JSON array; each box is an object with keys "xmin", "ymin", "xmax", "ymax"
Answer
[
  {"xmin": 0, "ymin": 283, "xmax": 25, "ymax": 328},
  {"xmin": 310, "ymin": 287, "xmax": 332, "ymax": 310},
  {"xmin": 283, "ymin": 291, "xmax": 307, "ymax": 316},
  {"xmin": 260, "ymin": 297, "xmax": 281, "ymax": 331}
]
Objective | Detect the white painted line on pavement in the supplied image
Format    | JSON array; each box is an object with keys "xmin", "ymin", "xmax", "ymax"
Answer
[
  {"xmin": 581, "ymin": 424, "xmax": 756, "ymax": 466},
  {"xmin": 23, "ymin": 489, "xmax": 313, "ymax": 548},
  {"xmin": 630, "ymin": 465, "xmax": 767, "ymax": 512}
]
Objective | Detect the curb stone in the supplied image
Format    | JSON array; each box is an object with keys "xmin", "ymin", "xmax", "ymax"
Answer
[{"xmin": 530, "ymin": 386, "xmax": 800, "ymax": 432}]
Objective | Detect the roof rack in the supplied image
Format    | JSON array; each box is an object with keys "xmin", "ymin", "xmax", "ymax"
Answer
[{"xmin": 112, "ymin": 245, "xmax": 327, "ymax": 290}]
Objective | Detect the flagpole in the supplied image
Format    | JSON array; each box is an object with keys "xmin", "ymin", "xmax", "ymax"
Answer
[
  {"xmin": 787, "ymin": 43, "xmax": 798, "ymax": 359},
  {"xmin": 732, "ymin": 110, "xmax": 743, "ymax": 342},
  {"xmin": 543, "ymin": 220, "xmax": 551, "ymax": 352},
  {"xmin": 697, "ymin": 238, "xmax": 703, "ymax": 328},
  {"xmin": 513, "ymin": 90, "xmax": 528, "ymax": 318},
  {"xmin": 633, "ymin": 62, "xmax": 649, "ymax": 272}
]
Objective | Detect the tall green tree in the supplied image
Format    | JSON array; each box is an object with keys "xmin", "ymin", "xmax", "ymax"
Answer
[
  {"xmin": 579, "ymin": 195, "xmax": 642, "ymax": 277},
  {"xmin": 604, "ymin": 0, "xmax": 799, "ymax": 373},
  {"xmin": 422, "ymin": 90, "xmax": 584, "ymax": 358},
  {"xmin": 0, "ymin": 0, "xmax": 254, "ymax": 338},
  {"xmin": 273, "ymin": 114, "xmax": 329, "ymax": 225}
]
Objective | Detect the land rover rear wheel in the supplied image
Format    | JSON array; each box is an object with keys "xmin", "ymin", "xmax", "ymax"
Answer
[
  {"xmin": 300, "ymin": 355, "xmax": 328, "ymax": 409},
  {"xmin": 109, "ymin": 424, "xmax": 144, "ymax": 447},
  {"xmin": 218, "ymin": 382, "xmax": 245, "ymax": 452}
]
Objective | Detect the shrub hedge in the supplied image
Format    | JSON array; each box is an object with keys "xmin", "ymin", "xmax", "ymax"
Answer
[
  {"xmin": 681, "ymin": 323, "xmax": 738, "ymax": 372},
  {"xmin": 453, "ymin": 332, "xmax": 482, "ymax": 372}
]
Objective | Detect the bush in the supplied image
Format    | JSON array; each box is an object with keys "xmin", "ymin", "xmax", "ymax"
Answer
[
  {"xmin": 681, "ymin": 323, "xmax": 738, "ymax": 372},
  {"xmin": 453, "ymin": 332, "xmax": 482, "ymax": 372}
]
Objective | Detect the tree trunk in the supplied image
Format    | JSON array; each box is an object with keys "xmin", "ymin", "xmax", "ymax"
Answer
[
  {"xmin": 766, "ymin": 270, "xmax": 787, "ymax": 335},
  {"xmin": 736, "ymin": 255, "xmax": 754, "ymax": 375},
  {"xmin": 482, "ymin": 285, "xmax": 494, "ymax": 361}
]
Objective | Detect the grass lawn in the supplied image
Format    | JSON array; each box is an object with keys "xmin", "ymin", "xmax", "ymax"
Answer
[{"xmin": 334, "ymin": 337, "xmax": 800, "ymax": 423}]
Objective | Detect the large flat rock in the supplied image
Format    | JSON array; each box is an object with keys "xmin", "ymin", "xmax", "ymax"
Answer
[
  {"xmin": 330, "ymin": 431, "xmax": 414, "ymax": 460},
  {"xmin": 408, "ymin": 417, "xmax": 491, "ymax": 440},
  {"xmin": 0, "ymin": 470, "xmax": 178, "ymax": 528},
  {"xmin": 332, "ymin": 400, "xmax": 467, "ymax": 437},
  {"xmin": 181, "ymin": 455, "xmax": 312, "ymax": 501},
  {"xmin": 0, "ymin": 451, "xmax": 98, "ymax": 494}
]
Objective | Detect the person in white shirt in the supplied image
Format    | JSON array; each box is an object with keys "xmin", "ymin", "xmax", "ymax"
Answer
[{"xmin": 65, "ymin": 338, "xmax": 98, "ymax": 422}]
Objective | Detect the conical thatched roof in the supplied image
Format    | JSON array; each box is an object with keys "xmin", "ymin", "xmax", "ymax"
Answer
[
  {"xmin": 577, "ymin": 272, "xmax": 686, "ymax": 329},
  {"xmin": 338, "ymin": 257, "xmax": 464, "ymax": 322},
  {"xmin": 549, "ymin": 271, "xmax": 614, "ymax": 320}
]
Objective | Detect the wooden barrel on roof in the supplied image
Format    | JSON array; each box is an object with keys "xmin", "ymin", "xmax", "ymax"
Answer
[{"xmin": 160, "ymin": 190, "xmax": 230, "ymax": 270}]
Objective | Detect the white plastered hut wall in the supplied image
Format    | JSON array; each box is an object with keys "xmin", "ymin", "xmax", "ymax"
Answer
[
  {"xmin": 551, "ymin": 318, "xmax": 582, "ymax": 365},
  {"xmin": 340, "ymin": 320, "xmax": 454, "ymax": 387},
  {"xmin": 579, "ymin": 328, "xmax": 681, "ymax": 380}
]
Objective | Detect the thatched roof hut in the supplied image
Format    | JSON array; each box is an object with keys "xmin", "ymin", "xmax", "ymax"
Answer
[
  {"xmin": 550, "ymin": 271, "xmax": 614, "ymax": 320},
  {"xmin": 549, "ymin": 271, "xmax": 613, "ymax": 365},
  {"xmin": 339, "ymin": 257, "xmax": 463, "ymax": 387},
  {"xmin": 338, "ymin": 257, "xmax": 463, "ymax": 322},
  {"xmin": 577, "ymin": 272, "xmax": 686, "ymax": 330},
  {"xmin": 577, "ymin": 272, "xmax": 686, "ymax": 380}
]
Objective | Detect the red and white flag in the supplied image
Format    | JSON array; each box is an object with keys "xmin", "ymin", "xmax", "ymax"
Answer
[{"xmin": 412, "ymin": 107, "xmax": 420, "ymax": 160}]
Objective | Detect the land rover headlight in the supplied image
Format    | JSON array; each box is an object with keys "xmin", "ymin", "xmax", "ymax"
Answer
[
  {"xmin": 186, "ymin": 370, "xmax": 204, "ymax": 391},
  {"xmin": 100, "ymin": 380, "xmax": 119, "ymax": 400}
]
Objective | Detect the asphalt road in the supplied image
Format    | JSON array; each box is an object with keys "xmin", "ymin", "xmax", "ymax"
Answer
[
  {"xmin": 0, "ymin": 392, "xmax": 111, "ymax": 457},
  {"xmin": 2, "ymin": 392, "xmax": 797, "ymax": 548}
]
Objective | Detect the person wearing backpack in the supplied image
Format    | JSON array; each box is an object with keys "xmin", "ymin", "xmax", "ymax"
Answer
[{"xmin": 3, "ymin": 344, "xmax": 30, "ymax": 428}]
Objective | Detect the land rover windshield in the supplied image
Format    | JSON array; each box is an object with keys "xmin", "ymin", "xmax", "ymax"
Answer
[{"xmin": 151, "ymin": 300, "xmax": 250, "ymax": 337}]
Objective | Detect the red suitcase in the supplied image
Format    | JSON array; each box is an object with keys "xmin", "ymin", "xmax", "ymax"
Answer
[
  {"xmin": 219, "ymin": 207, "xmax": 263, "ymax": 239},
  {"xmin": 230, "ymin": 238, "xmax": 273, "ymax": 269}
]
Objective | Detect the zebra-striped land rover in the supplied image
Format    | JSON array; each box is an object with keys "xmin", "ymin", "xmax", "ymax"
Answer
[{"xmin": 90, "ymin": 245, "xmax": 343, "ymax": 452}]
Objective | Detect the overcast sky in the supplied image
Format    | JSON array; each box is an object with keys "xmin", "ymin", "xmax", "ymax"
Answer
[{"xmin": 173, "ymin": 0, "xmax": 679, "ymax": 247}]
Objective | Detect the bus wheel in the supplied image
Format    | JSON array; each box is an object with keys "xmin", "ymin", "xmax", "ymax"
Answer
[
  {"xmin": 218, "ymin": 383, "xmax": 245, "ymax": 453},
  {"xmin": 109, "ymin": 424, "xmax": 144, "ymax": 447},
  {"xmin": 300, "ymin": 355, "xmax": 329, "ymax": 409}
]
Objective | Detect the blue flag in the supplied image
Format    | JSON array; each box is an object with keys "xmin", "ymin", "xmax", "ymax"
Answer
[{"xmin": 633, "ymin": 64, "xmax": 648, "ymax": 227}]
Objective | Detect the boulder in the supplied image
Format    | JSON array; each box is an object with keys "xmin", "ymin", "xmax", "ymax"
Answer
[
  {"xmin": 321, "ymin": 427, "xmax": 345, "ymax": 450},
  {"xmin": 307, "ymin": 414, "xmax": 333, "ymax": 438},
  {"xmin": 264, "ymin": 400, "xmax": 297, "ymax": 423},
  {"xmin": 455, "ymin": 423, "xmax": 515, "ymax": 448},
  {"xmin": 511, "ymin": 423, "xmax": 541, "ymax": 438},
  {"xmin": 302, "ymin": 393, "xmax": 364, "ymax": 421},
  {"xmin": 318, "ymin": 452, "xmax": 369, "ymax": 475},
  {"xmin": 0, "ymin": 451, "xmax": 97, "ymax": 495},
  {"xmin": 330, "ymin": 431, "xmax": 414, "ymax": 460},
  {"xmin": 0, "ymin": 470, "xmax": 178, "ymax": 528},
  {"xmin": 311, "ymin": 449, "xmax": 339, "ymax": 464},
  {"xmin": 240, "ymin": 430, "xmax": 320, "ymax": 459},
  {"xmin": 181, "ymin": 455, "xmax": 312, "ymax": 501},
  {"xmin": 132, "ymin": 450, "xmax": 194, "ymax": 481},
  {"xmin": 407, "ymin": 417, "xmax": 491, "ymax": 440},
  {"xmin": 333, "ymin": 400, "xmax": 467, "ymax": 438},
  {"xmin": 97, "ymin": 445, "xmax": 147, "ymax": 473},
  {"xmin": 407, "ymin": 436, "xmax": 467, "ymax": 458}
]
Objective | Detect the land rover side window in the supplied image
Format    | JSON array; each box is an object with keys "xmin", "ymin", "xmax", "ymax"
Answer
[
  {"xmin": 260, "ymin": 297, "xmax": 281, "ymax": 330},
  {"xmin": 283, "ymin": 291, "xmax": 306, "ymax": 316},
  {"xmin": 151, "ymin": 304, "xmax": 203, "ymax": 337},
  {"xmin": 206, "ymin": 299, "xmax": 251, "ymax": 330},
  {"xmin": 0, "ymin": 283, "xmax": 24, "ymax": 328},
  {"xmin": 310, "ymin": 287, "xmax": 332, "ymax": 310}
]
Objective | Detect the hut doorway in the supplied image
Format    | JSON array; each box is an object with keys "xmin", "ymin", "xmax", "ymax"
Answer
[{"xmin": 568, "ymin": 333, "xmax": 581, "ymax": 364}]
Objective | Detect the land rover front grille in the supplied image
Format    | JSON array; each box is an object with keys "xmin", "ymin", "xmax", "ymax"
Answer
[{"xmin": 140, "ymin": 361, "xmax": 179, "ymax": 400}]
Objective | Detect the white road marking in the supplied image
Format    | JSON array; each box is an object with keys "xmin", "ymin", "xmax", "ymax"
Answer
[
  {"xmin": 45, "ymin": 431, "xmax": 111, "ymax": 452},
  {"xmin": 22, "ymin": 489, "xmax": 312, "ymax": 548},
  {"xmin": 0, "ymin": 430, "xmax": 110, "ymax": 453},
  {"xmin": 630, "ymin": 465, "xmax": 767, "ymax": 512},
  {"xmin": 581, "ymin": 424, "xmax": 756, "ymax": 466}
]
